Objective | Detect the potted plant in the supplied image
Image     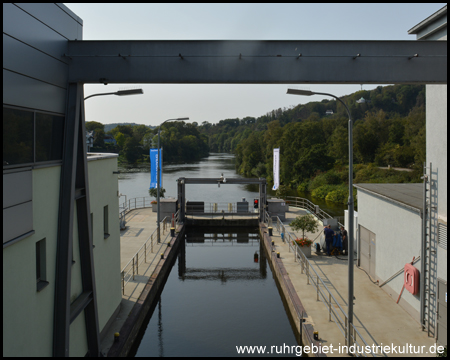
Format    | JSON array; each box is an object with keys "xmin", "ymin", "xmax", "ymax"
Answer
[
  {"xmin": 148, "ymin": 187, "xmax": 166, "ymax": 212},
  {"xmin": 289, "ymin": 214, "xmax": 319, "ymax": 258},
  {"xmin": 292, "ymin": 238, "xmax": 314, "ymax": 257}
]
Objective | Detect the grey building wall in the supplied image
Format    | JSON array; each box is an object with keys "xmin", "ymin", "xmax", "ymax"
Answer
[
  {"xmin": 408, "ymin": 5, "xmax": 446, "ymax": 337},
  {"xmin": 356, "ymin": 189, "xmax": 422, "ymax": 322},
  {"xmin": 3, "ymin": 3, "xmax": 82, "ymax": 113},
  {"xmin": 3, "ymin": 4, "xmax": 82, "ymax": 245}
]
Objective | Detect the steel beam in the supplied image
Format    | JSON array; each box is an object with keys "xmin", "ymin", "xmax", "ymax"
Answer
[
  {"xmin": 54, "ymin": 83, "xmax": 80, "ymax": 357},
  {"xmin": 54, "ymin": 83, "xmax": 100, "ymax": 357},
  {"xmin": 67, "ymin": 40, "xmax": 447, "ymax": 84},
  {"xmin": 183, "ymin": 177, "xmax": 266, "ymax": 185}
]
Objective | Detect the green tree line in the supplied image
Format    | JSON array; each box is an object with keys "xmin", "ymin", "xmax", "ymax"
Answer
[
  {"xmin": 197, "ymin": 84, "xmax": 425, "ymax": 204},
  {"xmin": 85, "ymin": 121, "xmax": 208, "ymax": 165}
]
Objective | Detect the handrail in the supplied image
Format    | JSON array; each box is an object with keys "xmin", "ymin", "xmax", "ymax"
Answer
[
  {"xmin": 267, "ymin": 214, "xmax": 385, "ymax": 357},
  {"xmin": 285, "ymin": 196, "xmax": 344, "ymax": 227},
  {"xmin": 121, "ymin": 216, "xmax": 170, "ymax": 294}
]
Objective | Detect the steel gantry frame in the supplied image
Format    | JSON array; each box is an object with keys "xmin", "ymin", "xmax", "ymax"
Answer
[
  {"xmin": 55, "ymin": 38, "xmax": 446, "ymax": 356},
  {"xmin": 177, "ymin": 177, "xmax": 267, "ymax": 222},
  {"xmin": 66, "ymin": 40, "xmax": 446, "ymax": 84}
]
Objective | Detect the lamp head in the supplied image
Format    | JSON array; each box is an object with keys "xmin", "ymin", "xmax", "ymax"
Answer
[
  {"xmin": 116, "ymin": 89, "xmax": 144, "ymax": 96},
  {"xmin": 286, "ymin": 89, "xmax": 314, "ymax": 96}
]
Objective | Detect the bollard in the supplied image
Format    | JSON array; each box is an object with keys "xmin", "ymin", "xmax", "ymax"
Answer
[
  {"xmin": 314, "ymin": 331, "xmax": 319, "ymax": 341},
  {"xmin": 114, "ymin": 332, "xmax": 120, "ymax": 343},
  {"xmin": 277, "ymin": 252, "xmax": 280, "ymax": 258},
  {"xmin": 268, "ymin": 227, "xmax": 273, "ymax": 236},
  {"xmin": 161, "ymin": 253, "xmax": 164, "ymax": 260},
  {"xmin": 170, "ymin": 227, "xmax": 175, "ymax": 237}
]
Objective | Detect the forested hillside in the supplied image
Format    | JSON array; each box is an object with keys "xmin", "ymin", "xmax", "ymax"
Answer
[
  {"xmin": 197, "ymin": 84, "xmax": 425, "ymax": 203},
  {"xmin": 86, "ymin": 121, "xmax": 208, "ymax": 165}
]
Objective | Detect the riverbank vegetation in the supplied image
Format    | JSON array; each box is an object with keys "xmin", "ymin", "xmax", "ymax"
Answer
[
  {"xmin": 88, "ymin": 84, "xmax": 425, "ymax": 204},
  {"xmin": 86, "ymin": 121, "xmax": 208, "ymax": 166},
  {"xmin": 197, "ymin": 84, "xmax": 425, "ymax": 204}
]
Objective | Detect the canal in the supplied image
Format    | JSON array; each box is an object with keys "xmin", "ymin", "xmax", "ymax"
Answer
[
  {"xmin": 118, "ymin": 153, "xmax": 346, "ymax": 356},
  {"xmin": 129, "ymin": 227, "xmax": 298, "ymax": 357}
]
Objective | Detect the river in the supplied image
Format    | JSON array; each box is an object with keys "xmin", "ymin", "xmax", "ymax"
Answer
[{"xmin": 118, "ymin": 153, "xmax": 346, "ymax": 218}]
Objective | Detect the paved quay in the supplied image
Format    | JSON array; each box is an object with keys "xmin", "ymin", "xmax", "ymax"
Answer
[
  {"xmin": 100, "ymin": 208, "xmax": 171, "ymax": 356},
  {"xmin": 271, "ymin": 206, "xmax": 436, "ymax": 357}
]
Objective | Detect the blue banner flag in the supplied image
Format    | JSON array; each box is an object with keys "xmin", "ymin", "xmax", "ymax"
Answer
[{"xmin": 150, "ymin": 148, "xmax": 162, "ymax": 189}]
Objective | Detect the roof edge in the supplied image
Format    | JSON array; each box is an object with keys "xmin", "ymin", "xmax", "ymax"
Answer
[{"xmin": 408, "ymin": 5, "xmax": 447, "ymax": 35}]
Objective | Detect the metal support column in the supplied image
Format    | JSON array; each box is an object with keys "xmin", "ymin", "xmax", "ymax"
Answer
[
  {"xmin": 54, "ymin": 83, "xmax": 100, "ymax": 357},
  {"xmin": 259, "ymin": 178, "xmax": 267, "ymax": 222}
]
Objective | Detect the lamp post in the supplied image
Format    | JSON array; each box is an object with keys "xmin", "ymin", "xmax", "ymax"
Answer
[
  {"xmin": 156, "ymin": 117, "xmax": 189, "ymax": 243},
  {"xmin": 84, "ymin": 88, "xmax": 143, "ymax": 101},
  {"xmin": 287, "ymin": 88, "xmax": 354, "ymax": 348}
]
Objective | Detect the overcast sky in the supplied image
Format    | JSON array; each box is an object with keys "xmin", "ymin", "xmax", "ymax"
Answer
[{"xmin": 65, "ymin": 3, "xmax": 445, "ymax": 126}]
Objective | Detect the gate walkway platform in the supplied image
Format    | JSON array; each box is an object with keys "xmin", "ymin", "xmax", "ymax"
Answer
[{"xmin": 270, "ymin": 206, "xmax": 436, "ymax": 357}]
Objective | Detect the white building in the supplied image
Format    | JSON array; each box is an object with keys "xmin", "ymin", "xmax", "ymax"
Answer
[
  {"xmin": 3, "ymin": 4, "xmax": 121, "ymax": 356},
  {"xmin": 354, "ymin": 5, "xmax": 447, "ymax": 347}
]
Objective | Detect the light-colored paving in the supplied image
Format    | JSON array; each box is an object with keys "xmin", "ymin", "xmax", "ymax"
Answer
[
  {"xmin": 272, "ymin": 206, "xmax": 436, "ymax": 357},
  {"xmin": 100, "ymin": 208, "xmax": 172, "ymax": 356}
]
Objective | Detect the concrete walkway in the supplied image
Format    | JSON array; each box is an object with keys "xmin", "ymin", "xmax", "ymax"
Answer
[
  {"xmin": 100, "ymin": 208, "xmax": 171, "ymax": 356},
  {"xmin": 272, "ymin": 206, "xmax": 436, "ymax": 357}
]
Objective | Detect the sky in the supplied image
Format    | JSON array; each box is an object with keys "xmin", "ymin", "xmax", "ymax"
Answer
[{"xmin": 65, "ymin": 3, "xmax": 446, "ymax": 127}]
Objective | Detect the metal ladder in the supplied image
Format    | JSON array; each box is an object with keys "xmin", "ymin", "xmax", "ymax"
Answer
[{"xmin": 421, "ymin": 162, "xmax": 436, "ymax": 336}]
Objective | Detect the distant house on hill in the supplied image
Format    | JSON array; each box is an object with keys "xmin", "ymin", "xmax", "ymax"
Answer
[
  {"xmin": 104, "ymin": 134, "xmax": 117, "ymax": 145},
  {"xmin": 325, "ymin": 110, "xmax": 334, "ymax": 115},
  {"xmin": 356, "ymin": 97, "xmax": 371, "ymax": 104},
  {"xmin": 86, "ymin": 130, "xmax": 94, "ymax": 152}
]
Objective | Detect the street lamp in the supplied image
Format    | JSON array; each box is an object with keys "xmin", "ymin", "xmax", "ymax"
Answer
[
  {"xmin": 156, "ymin": 117, "xmax": 189, "ymax": 243},
  {"xmin": 84, "ymin": 88, "xmax": 143, "ymax": 101},
  {"xmin": 287, "ymin": 88, "xmax": 355, "ymax": 348}
]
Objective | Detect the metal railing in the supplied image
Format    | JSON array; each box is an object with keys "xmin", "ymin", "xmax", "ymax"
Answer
[
  {"xmin": 120, "ymin": 216, "xmax": 170, "ymax": 294},
  {"xmin": 185, "ymin": 201, "xmax": 259, "ymax": 218},
  {"xmin": 285, "ymin": 196, "xmax": 344, "ymax": 227},
  {"xmin": 266, "ymin": 211, "xmax": 385, "ymax": 357}
]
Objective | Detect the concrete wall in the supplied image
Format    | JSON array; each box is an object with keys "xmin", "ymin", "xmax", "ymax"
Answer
[
  {"xmin": 3, "ymin": 156, "xmax": 121, "ymax": 357},
  {"xmin": 356, "ymin": 189, "xmax": 422, "ymax": 322}
]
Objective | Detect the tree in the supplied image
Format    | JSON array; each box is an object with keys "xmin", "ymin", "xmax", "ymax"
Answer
[
  {"xmin": 93, "ymin": 129, "xmax": 105, "ymax": 148},
  {"xmin": 290, "ymin": 214, "xmax": 319, "ymax": 240},
  {"xmin": 115, "ymin": 132, "xmax": 126, "ymax": 148},
  {"xmin": 123, "ymin": 137, "xmax": 142, "ymax": 163},
  {"xmin": 148, "ymin": 187, "xmax": 166, "ymax": 199},
  {"xmin": 85, "ymin": 121, "xmax": 104, "ymax": 132}
]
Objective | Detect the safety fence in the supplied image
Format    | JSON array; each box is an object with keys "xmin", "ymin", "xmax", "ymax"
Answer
[
  {"xmin": 265, "ymin": 211, "xmax": 386, "ymax": 357},
  {"xmin": 185, "ymin": 201, "xmax": 259, "ymax": 218},
  {"xmin": 120, "ymin": 216, "xmax": 170, "ymax": 295},
  {"xmin": 285, "ymin": 196, "xmax": 344, "ymax": 227}
]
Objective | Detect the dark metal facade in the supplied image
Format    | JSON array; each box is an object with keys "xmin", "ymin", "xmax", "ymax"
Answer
[{"xmin": 67, "ymin": 40, "xmax": 446, "ymax": 84}]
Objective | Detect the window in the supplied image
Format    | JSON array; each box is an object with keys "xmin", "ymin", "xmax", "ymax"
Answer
[
  {"xmin": 103, "ymin": 205, "xmax": 109, "ymax": 239},
  {"xmin": 3, "ymin": 108, "xmax": 33, "ymax": 166},
  {"xmin": 36, "ymin": 239, "xmax": 49, "ymax": 291},
  {"xmin": 3, "ymin": 106, "xmax": 64, "ymax": 168},
  {"xmin": 35, "ymin": 112, "xmax": 64, "ymax": 162}
]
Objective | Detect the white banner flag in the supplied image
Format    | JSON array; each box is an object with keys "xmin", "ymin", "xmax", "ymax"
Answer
[{"xmin": 273, "ymin": 148, "xmax": 280, "ymax": 190}]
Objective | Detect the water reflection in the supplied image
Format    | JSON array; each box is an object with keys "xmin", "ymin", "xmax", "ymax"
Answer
[{"xmin": 132, "ymin": 227, "xmax": 297, "ymax": 357}]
